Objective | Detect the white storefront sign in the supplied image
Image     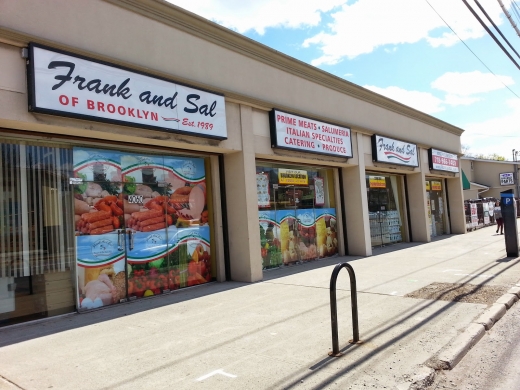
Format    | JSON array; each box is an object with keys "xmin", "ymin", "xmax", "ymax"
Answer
[
  {"xmin": 269, "ymin": 109, "xmax": 352, "ymax": 158},
  {"xmin": 27, "ymin": 43, "xmax": 227, "ymax": 139},
  {"xmin": 499, "ymin": 172, "xmax": 514, "ymax": 185},
  {"xmin": 371, "ymin": 135, "xmax": 419, "ymax": 167},
  {"xmin": 429, "ymin": 148, "xmax": 459, "ymax": 172}
]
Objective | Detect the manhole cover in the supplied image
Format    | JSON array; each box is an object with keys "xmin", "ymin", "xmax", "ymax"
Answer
[{"xmin": 404, "ymin": 282, "xmax": 509, "ymax": 305}]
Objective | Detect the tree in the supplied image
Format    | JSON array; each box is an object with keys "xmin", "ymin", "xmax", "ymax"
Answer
[{"xmin": 473, "ymin": 153, "xmax": 505, "ymax": 161}]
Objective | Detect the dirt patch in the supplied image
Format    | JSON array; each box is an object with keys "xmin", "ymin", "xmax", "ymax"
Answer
[{"xmin": 404, "ymin": 282, "xmax": 509, "ymax": 305}]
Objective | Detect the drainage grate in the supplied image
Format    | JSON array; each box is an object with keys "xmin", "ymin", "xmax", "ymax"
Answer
[{"xmin": 404, "ymin": 282, "xmax": 509, "ymax": 305}]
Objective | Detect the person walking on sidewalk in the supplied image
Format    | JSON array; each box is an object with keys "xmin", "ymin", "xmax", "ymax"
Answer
[{"xmin": 494, "ymin": 200, "xmax": 503, "ymax": 234}]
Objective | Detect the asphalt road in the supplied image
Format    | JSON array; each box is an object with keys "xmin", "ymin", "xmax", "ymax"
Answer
[{"xmin": 429, "ymin": 299, "xmax": 520, "ymax": 390}]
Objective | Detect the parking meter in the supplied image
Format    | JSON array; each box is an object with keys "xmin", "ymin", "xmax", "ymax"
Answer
[{"xmin": 500, "ymin": 190, "xmax": 519, "ymax": 257}]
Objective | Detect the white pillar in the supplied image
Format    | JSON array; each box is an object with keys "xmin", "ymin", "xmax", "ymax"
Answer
[
  {"xmin": 343, "ymin": 133, "xmax": 372, "ymax": 256},
  {"xmin": 223, "ymin": 105, "xmax": 263, "ymax": 282}
]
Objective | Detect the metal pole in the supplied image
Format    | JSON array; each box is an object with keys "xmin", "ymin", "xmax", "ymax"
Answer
[{"xmin": 513, "ymin": 149, "xmax": 520, "ymax": 198}]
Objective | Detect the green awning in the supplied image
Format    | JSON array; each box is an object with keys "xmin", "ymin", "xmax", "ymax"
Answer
[{"xmin": 462, "ymin": 169, "xmax": 470, "ymax": 190}]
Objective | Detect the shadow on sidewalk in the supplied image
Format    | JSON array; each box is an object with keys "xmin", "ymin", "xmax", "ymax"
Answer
[
  {"xmin": 2, "ymin": 232, "xmax": 518, "ymax": 390},
  {"xmin": 269, "ymin": 256, "xmax": 520, "ymax": 390},
  {"xmin": 0, "ymin": 281, "xmax": 247, "ymax": 348}
]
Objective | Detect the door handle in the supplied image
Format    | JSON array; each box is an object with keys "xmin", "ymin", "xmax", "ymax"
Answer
[
  {"xmin": 127, "ymin": 230, "xmax": 135, "ymax": 251},
  {"xmin": 117, "ymin": 229, "xmax": 123, "ymax": 251}
]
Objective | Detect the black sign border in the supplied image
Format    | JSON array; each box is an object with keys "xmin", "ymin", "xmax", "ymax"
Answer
[
  {"xmin": 371, "ymin": 134, "xmax": 419, "ymax": 168},
  {"xmin": 428, "ymin": 148, "xmax": 460, "ymax": 172},
  {"xmin": 27, "ymin": 42, "xmax": 227, "ymax": 141},
  {"xmin": 269, "ymin": 108, "xmax": 353, "ymax": 159}
]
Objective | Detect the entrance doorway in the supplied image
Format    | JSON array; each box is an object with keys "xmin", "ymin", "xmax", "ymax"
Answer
[
  {"xmin": 74, "ymin": 148, "xmax": 213, "ymax": 312},
  {"xmin": 274, "ymin": 185, "xmax": 317, "ymax": 262},
  {"xmin": 426, "ymin": 179, "xmax": 446, "ymax": 237},
  {"xmin": 256, "ymin": 163, "xmax": 339, "ymax": 269},
  {"xmin": 366, "ymin": 174, "xmax": 405, "ymax": 247}
]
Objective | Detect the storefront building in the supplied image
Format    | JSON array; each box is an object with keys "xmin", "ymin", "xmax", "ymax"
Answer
[
  {"xmin": 0, "ymin": 0, "xmax": 466, "ymax": 327},
  {"xmin": 461, "ymin": 157, "xmax": 520, "ymax": 200}
]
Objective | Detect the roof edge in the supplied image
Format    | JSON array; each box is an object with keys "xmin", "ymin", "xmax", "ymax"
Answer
[{"xmin": 101, "ymin": 0, "xmax": 465, "ymax": 136}]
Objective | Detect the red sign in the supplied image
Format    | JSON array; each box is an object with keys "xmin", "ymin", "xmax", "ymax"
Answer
[{"xmin": 429, "ymin": 149, "xmax": 459, "ymax": 172}]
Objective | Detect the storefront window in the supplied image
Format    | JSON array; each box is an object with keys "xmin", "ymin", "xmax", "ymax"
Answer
[
  {"xmin": 0, "ymin": 142, "xmax": 217, "ymax": 324},
  {"xmin": 256, "ymin": 163, "xmax": 338, "ymax": 269},
  {"xmin": 73, "ymin": 148, "xmax": 214, "ymax": 312},
  {"xmin": 426, "ymin": 179, "xmax": 446, "ymax": 237},
  {"xmin": 366, "ymin": 174, "xmax": 404, "ymax": 247},
  {"xmin": 0, "ymin": 141, "xmax": 75, "ymax": 327}
]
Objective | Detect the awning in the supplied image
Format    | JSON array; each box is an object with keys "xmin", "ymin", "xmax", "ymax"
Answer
[{"xmin": 462, "ymin": 169, "xmax": 470, "ymax": 190}]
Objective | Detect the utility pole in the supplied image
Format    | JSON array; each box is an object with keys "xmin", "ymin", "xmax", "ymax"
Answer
[{"xmin": 498, "ymin": 0, "xmax": 520, "ymax": 38}]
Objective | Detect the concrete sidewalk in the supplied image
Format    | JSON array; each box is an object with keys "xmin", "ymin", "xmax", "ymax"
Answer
[{"xmin": 1, "ymin": 224, "xmax": 520, "ymax": 390}]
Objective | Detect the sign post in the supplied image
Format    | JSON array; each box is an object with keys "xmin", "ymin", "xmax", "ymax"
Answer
[{"xmin": 500, "ymin": 189, "xmax": 518, "ymax": 257}]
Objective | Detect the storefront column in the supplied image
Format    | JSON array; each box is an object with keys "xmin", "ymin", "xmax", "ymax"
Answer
[
  {"xmin": 406, "ymin": 172, "xmax": 430, "ymax": 242},
  {"xmin": 343, "ymin": 133, "xmax": 372, "ymax": 256},
  {"xmin": 223, "ymin": 105, "xmax": 263, "ymax": 282},
  {"xmin": 447, "ymin": 176, "xmax": 466, "ymax": 234}
]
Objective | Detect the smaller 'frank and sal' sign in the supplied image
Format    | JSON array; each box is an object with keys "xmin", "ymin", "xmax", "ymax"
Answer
[
  {"xmin": 27, "ymin": 43, "xmax": 227, "ymax": 139},
  {"xmin": 371, "ymin": 135, "xmax": 419, "ymax": 167},
  {"xmin": 269, "ymin": 109, "xmax": 353, "ymax": 158}
]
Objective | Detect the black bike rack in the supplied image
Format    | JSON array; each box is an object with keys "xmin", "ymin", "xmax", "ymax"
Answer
[{"xmin": 329, "ymin": 262, "xmax": 361, "ymax": 357}]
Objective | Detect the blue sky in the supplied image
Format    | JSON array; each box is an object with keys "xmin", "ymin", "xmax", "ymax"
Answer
[{"xmin": 167, "ymin": 0, "xmax": 520, "ymax": 160}]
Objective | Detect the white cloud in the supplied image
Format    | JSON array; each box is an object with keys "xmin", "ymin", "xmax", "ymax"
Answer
[
  {"xmin": 462, "ymin": 99, "xmax": 520, "ymax": 159},
  {"xmin": 363, "ymin": 85, "xmax": 445, "ymax": 114},
  {"xmin": 384, "ymin": 47, "xmax": 398, "ymax": 54},
  {"xmin": 303, "ymin": 0, "xmax": 505, "ymax": 65},
  {"xmin": 443, "ymin": 94, "xmax": 481, "ymax": 106},
  {"xmin": 366, "ymin": 71, "xmax": 516, "ymax": 116},
  {"xmin": 432, "ymin": 71, "xmax": 515, "ymax": 96},
  {"xmin": 167, "ymin": 0, "xmax": 344, "ymax": 35},
  {"xmin": 363, "ymin": 85, "xmax": 520, "ymax": 159}
]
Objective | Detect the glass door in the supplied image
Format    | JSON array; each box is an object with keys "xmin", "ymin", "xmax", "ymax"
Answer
[
  {"xmin": 367, "ymin": 174, "xmax": 404, "ymax": 247},
  {"xmin": 74, "ymin": 149, "xmax": 128, "ymax": 311},
  {"xmin": 275, "ymin": 185, "xmax": 318, "ymax": 263},
  {"xmin": 427, "ymin": 180, "xmax": 446, "ymax": 237}
]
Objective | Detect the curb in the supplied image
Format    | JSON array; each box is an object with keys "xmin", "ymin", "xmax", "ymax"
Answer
[
  {"xmin": 404, "ymin": 283, "xmax": 520, "ymax": 389},
  {"xmin": 431, "ymin": 290, "xmax": 519, "ymax": 370}
]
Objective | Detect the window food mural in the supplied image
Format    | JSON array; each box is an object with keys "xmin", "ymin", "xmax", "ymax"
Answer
[{"xmin": 73, "ymin": 148, "xmax": 212, "ymax": 311}]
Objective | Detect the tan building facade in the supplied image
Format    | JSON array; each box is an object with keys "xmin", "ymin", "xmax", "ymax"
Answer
[
  {"xmin": 461, "ymin": 157, "xmax": 520, "ymax": 200},
  {"xmin": 0, "ymin": 0, "xmax": 466, "ymax": 326}
]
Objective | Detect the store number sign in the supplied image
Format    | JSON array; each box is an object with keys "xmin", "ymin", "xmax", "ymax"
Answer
[
  {"xmin": 27, "ymin": 43, "xmax": 227, "ymax": 139},
  {"xmin": 269, "ymin": 109, "xmax": 353, "ymax": 158},
  {"xmin": 500, "ymin": 172, "xmax": 514, "ymax": 186},
  {"xmin": 128, "ymin": 195, "xmax": 144, "ymax": 204}
]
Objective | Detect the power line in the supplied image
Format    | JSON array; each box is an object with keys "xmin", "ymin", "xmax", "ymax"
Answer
[
  {"xmin": 475, "ymin": 0, "xmax": 520, "ymax": 61},
  {"xmin": 462, "ymin": 0, "xmax": 520, "ymax": 70},
  {"xmin": 423, "ymin": 0, "xmax": 520, "ymax": 99},
  {"xmin": 510, "ymin": 0, "xmax": 520, "ymax": 24},
  {"xmin": 470, "ymin": 133, "xmax": 520, "ymax": 137}
]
